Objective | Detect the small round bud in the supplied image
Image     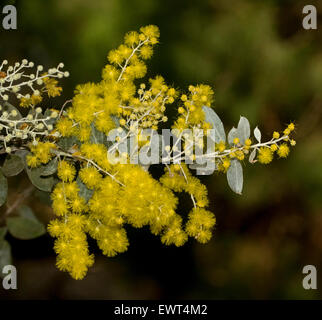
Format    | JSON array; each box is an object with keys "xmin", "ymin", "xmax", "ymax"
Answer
[
  {"xmin": 10, "ymin": 110, "xmax": 17, "ymax": 117},
  {"xmin": 119, "ymin": 119, "xmax": 126, "ymax": 126},
  {"xmin": 50, "ymin": 111, "xmax": 58, "ymax": 118}
]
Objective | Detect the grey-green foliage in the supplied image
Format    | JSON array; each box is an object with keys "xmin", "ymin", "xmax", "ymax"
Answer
[
  {"xmin": 203, "ymin": 106, "xmax": 226, "ymax": 143},
  {"xmin": 227, "ymin": 159, "xmax": 243, "ymax": 195},
  {"xmin": 16, "ymin": 150, "xmax": 57, "ymax": 192},
  {"xmin": 76, "ymin": 177, "xmax": 94, "ymax": 202},
  {"xmin": 2, "ymin": 155, "xmax": 25, "ymax": 177},
  {"xmin": 0, "ymin": 150, "xmax": 50, "ymax": 251},
  {"xmin": 3, "ymin": 102, "xmax": 22, "ymax": 120},
  {"xmin": 237, "ymin": 116, "xmax": 250, "ymax": 144},
  {"xmin": 202, "ymin": 106, "xmax": 249, "ymax": 194},
  {"xmin": 25, "ymin": 163, "xmax": 56, "ymax": 192},
  {"xmin": 6, "ymin": 205, "xmax": 46, "ymax": 240},
  {"xmin": 254, "ymin": 126, "xmax": 261, "ymax": 143},
  {"xmin": 228, "ymin": 117, "xmax": 250, "ymax": 145},
  {"xmin": 57, "ymin": 136, "xmax": 79, "ymax": 152}
]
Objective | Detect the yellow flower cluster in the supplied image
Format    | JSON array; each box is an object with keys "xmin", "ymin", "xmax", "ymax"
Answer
[
  {"xmin": 26, "ymin": 141, "xmax": 56, "ymax": 168},
  {"xmin": 20, "ymin": 94, "xmax": 42, "ymax": 108},
  {"xmin": 257, "ymin": 123, "xmax": 295, "ymax": 165},
  {"xmin": 42, "ymin": 75, "xmax": 63, "ymax": 97},
  {"xmin": 55, "ymin": 25, "xmax": 174, "ymax": 146},
  {"xmin": 19, "ymin": 73, "xmax": 62, "ymax": 108},
  {"xmin": 22, "ymin": 25, "xmax": 295, "ymax": 280},
  {"xmin": 160, "ymin": 164, "xmax": 216, "ymax": 243},
  {"xmin": 48, "ymin": 215, "xmax": 94, "ymax": 280},
  {"xmin": 49, "ymin": 160, "xmax": 194, "ymax": 277},
  {"xmin": 174, "ymin": 85, "xmax": 214, "ymax": 130}
]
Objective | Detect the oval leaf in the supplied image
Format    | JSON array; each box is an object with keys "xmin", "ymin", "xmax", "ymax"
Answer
[
  {"xmin": 57, "ymin": 136, "xmax": 78, "ymax": 152},
  {"xmin": 227, "ymin": 159, "xmax": 243, "ymax": 195},
  {"xmin": 7, "ymin": 212, "xmax": 45, "ymax": 240},
  {"xmin": 254, "ymin": 126, "xmax": 261, "ymax": 143},
  {"xmin": 202, "ymin": 106, "xmax": 226, "ymax": 143},
  {"xmin": 0, "ymin": 170, "xmax": 8, "ymax": 207},
  {"xmin": 2, "ymin": 154, "xmax": 24, "ymax": 177},
  {"xmin": 26, "ymin": 167, "xmax": 56, "ymax": 192},
  {"xmin": 228, "ymin": 127, "xmax": 238, "ymax": 145},
  {"xmin": 249, "ymin": 148, "xmax": 257, "ymax": 163},
  {"xmin": 40, "ymin": 158, "xmax": 58, "ymax": 176},
  {"xmin": 3, "ymin": 102, "xmax": 22, "ymax": 120},
  {"xmin": 237, "ymin": 116, "xmax": 250, "ymax": 144}
]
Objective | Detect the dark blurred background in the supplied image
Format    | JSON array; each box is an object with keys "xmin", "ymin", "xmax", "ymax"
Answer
[{"xmin": 1, "ymin": 0, "xmax": 322, "ymax": 299}]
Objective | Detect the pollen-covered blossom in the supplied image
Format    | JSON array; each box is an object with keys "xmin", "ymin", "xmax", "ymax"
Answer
[
  {"xmin": 258, "ymin": 147, "xmax": 273, "ymax": 164},
  {"xmin": 18, "ymin": 25, "xmax": 296, "ymax": 280}
]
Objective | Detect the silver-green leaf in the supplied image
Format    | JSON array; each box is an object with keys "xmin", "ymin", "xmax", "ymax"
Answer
[
  {"xmin": 227, "ymin": 159, "xmax": 243, "ymax": 195},
  {"xmin": 254, "ymin": 126, "xmax": 261, "ymax": 143},
  {"xmin": 2, "ymin": 154, "xmax": 24, "ymax": 177},
  {"xmin": 228, "ymin": 127, "xmax": 238, "ymax": 145},
  {"xmin": 237, "ymin": 116, "xmax": 250, "ymax": 144},
  {"xmin": 202, "ymin": 106, "xmax": 226, "ymax": 143},
  {"xmin": 7, "ymin": 207, "xmax": 46, "ymax": 240},
  {"xmin": 40, "ymin": 158, "xmax": 58, "ymax": 176},
  {"xmin": 249, "ymin": 148, "xmax": 257, "ymax": 163},
  {"xmin": 26, "ymin": 166, "xmax": 56, "ymax": 192}
]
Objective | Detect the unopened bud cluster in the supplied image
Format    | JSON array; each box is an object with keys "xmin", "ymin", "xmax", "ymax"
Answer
[{"xmin": 0, "ymin": 59, "xmax": 69, "ymax": 102}]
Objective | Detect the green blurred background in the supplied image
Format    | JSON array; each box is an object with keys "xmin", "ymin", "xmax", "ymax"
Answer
[{"xmin": 1, "ymin": 0, "xmax": 322, "ymax": 299}]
